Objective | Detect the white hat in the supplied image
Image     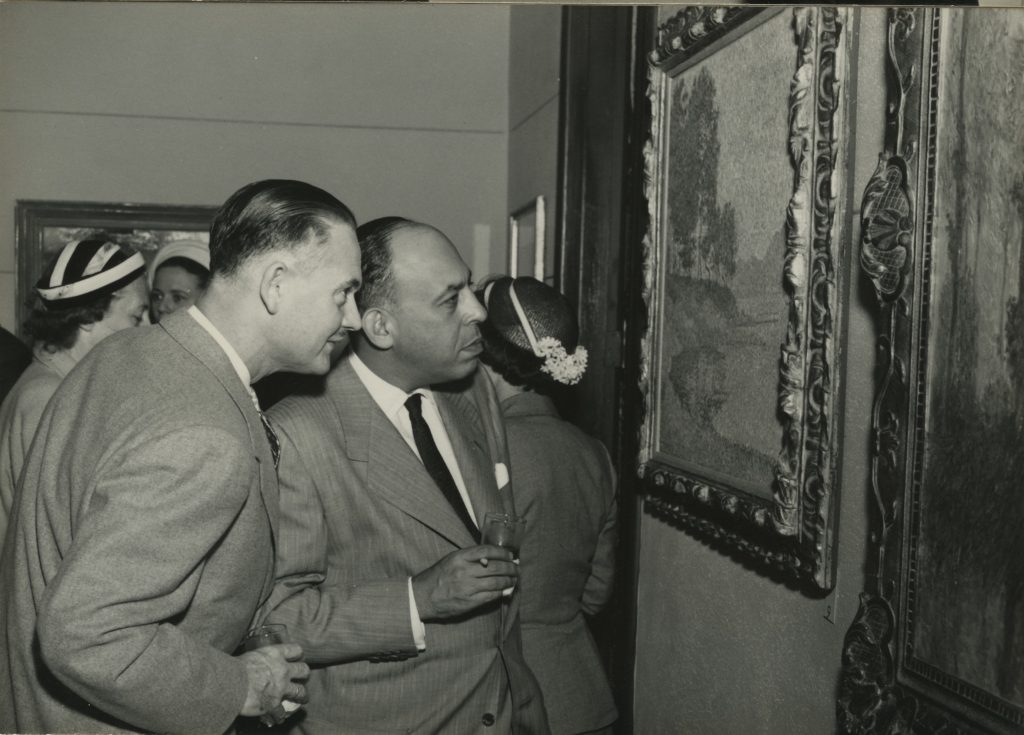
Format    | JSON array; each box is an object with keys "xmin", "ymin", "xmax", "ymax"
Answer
[{"xmin": 149, "ymin": 239, "xmax": 211, "ymax": 284}]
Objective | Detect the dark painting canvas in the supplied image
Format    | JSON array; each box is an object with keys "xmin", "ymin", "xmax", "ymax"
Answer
[
  {"xmin": 840, "ymin": 10, "xmax": 1024, "ymax": 731},
  {"xmin": 912, "ymin": 10, "xmax": 1024, "ymax": 709}
]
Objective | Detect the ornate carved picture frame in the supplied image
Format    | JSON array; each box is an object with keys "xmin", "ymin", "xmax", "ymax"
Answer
[
  {"xmin": 15, "ymin": 200, "xmax": 217, "ymax": 336},
  {"xmin": 838, "ymin": 8, "xmax": 1024, "ymax": 733},
  {"xmin": 638, "ymin": 6, "xmax": 849, "ymax": 590}
]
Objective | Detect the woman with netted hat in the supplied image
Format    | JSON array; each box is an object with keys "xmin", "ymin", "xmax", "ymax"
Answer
[
  {"xmin": 477, "ymin": 275, "xmax": 618, "ymax": 735},
  {"xmin": 148, "ymin": 239, "xmax": 211, "ymax": 323},
  {"xmin": 0, "ymin": 236, "xmax": 148, "ymax": 548}
]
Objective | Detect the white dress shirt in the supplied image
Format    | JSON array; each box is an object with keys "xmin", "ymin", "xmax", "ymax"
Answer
[
  {"xmin": 348, "ymin": 351, "xmax": 480, "ymax": 649},
  {"xmin": 348, "ymin": 352, "xmax": 478, "ymax": 522}
]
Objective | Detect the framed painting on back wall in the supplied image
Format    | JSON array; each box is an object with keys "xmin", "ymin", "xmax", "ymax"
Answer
[
  {"xmin": 637, "ymin": 6, "xmax": 851, "ymax": 590},
  {"xmin": 15, "ymin": 200, "xmax": 217, "ymax": 337},
  {"xmin": 509, "ymin": 195, "xmax": 553, "ymax": 285}
]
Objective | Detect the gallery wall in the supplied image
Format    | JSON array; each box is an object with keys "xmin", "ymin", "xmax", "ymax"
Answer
[
  {"xmin": 507, "ymin": 5, "xmax": 562, "ymax": 267},
  {"xmin": 0, "ymin": 2, "xmax": 511, "ymax": 331},
  {"xmin": 632, "ymin": 9, "xmax": 886, "ymax": 733}
]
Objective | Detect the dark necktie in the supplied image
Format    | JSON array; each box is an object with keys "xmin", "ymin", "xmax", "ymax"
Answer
[
  {"xmin": 405, "ymin": 393, "xmax": 479, "ymax": 542},
  {"xmin": 258, "ymin": 409, "xmax": 281, "ymax": 470}
]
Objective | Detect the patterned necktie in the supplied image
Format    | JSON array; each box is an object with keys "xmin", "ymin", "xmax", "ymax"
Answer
[
  {"xmin": 405, "ymin": 393, "xmax": 479, "ymax": 542},
  {"xmin": 259, "ymin": 411, "xmax": 281, "ymax": 470},
  {"xmin": 249, "ymin": 389, "xmax": 280, "ymax": 470}
]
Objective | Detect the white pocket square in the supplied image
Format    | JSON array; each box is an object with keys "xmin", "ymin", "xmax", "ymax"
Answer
[{"xmin": 494, "ymin": 462, "xmax": 509, "ymax": 490}]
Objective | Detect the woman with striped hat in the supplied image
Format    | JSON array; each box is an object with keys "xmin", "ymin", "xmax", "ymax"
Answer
[{"xmin": 0, "ymin": 236, "xmax": 148, "ymax": 548}]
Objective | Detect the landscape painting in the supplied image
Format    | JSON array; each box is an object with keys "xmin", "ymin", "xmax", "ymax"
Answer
[
  {"xmin": 653, "ymin": 14, "xmax": 794, "ymax": 497},
  {"xmin": 639, "ymin": 7, "xmax": 847, "ymax": 590}
]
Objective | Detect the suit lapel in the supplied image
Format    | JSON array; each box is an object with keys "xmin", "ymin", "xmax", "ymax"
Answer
[
  {"xmin": 436, "ymin": 374, "xmax": 522, "ymax": 639},
  {"xmin": 333, "ymin": 360, "xmax": 477, "ymax": 548},
  {"xmin": 159, "ymin": 313, "xmax": 280, "ymax": 545},
  {"xmin": 435, "ymin": 388, "xmax": 503, "ymax": 527},
  {"xmin": 455, "ymin": 370, "xmax": 524, "ymax": 637},
  {"xmin": 334, "ymin": 361, "xmax": 520, "ymax": 637}
]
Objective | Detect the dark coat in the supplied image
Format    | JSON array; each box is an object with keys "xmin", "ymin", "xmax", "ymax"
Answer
[
  {"xmin": 0, "ymin": 326, "xmax": 31, "ymax": 406},
  {"xmin": 503, "ymin": 392, "xmax": 618, "ymax": 735}
]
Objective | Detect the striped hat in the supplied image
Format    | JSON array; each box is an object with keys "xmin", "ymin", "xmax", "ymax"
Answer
[{"xmin": 36, "ymin": 237, "xmax": 146, "ymax": 310}]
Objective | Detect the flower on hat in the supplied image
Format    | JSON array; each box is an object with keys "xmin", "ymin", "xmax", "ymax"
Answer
[
  {"xmin": 536, "ymin": 336, "xmax": 588, "ymax": 385},
  {"xmin": 481, "ymin": 276, "xmax": 589, "ymax": 388}
]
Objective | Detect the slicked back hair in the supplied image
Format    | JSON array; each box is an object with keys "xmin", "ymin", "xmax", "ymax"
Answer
[
  {"xmin": 354, "ymin": 216, "xmax": 418, "ymax": 312},
  {"xmin": 209, "ymin": 179, "xmax": 356, "ymax": 277}
]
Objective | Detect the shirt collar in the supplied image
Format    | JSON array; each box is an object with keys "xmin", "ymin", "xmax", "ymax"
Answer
[
  {"xmin": 348, "ymin": 350, "xmax": 434, "ymax": 421},
  {"xmin": 186, "ymin": 305, "xmax": 252, "ymax": 388}
]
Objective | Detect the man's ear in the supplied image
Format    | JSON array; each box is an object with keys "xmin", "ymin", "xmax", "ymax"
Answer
[
  {"xmin": 258, "ymin": 261, "xmax": 288, "ymax": 315},
  {"xmin": 360, "ymin": 307, "xmax": 395, "ymax": 349}
]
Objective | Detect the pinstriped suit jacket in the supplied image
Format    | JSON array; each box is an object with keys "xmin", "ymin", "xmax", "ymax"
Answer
[
  {"xmin": 0, "ymin": 312, "xmax": 279, "ymax": 734},
  {"xmin": 265, "ymin": 357, "xmax": 549, "ymax": 735}
]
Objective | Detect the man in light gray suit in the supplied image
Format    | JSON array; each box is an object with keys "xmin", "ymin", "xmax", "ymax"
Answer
[
  {"xmin": 0, "ymin": 180, "xmax": 362, "ymax": 733},
  {"xmin": 266, "ymin": 217, "xmax": 549, "ymax": 734}
]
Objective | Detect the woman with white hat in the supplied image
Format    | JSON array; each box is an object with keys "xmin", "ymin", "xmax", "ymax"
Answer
[
  {"xmin": 0, "ymin": 236, "xmax": 148, "ymax": 548},
  {"xmin": 148, "ymin": 239, "xmax": 210, "ymax": 323}
]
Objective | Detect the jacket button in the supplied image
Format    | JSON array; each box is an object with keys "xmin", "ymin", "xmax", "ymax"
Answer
[{"xmin": 482, "ymin": 713, "xmax": 495, "ymax": 726}]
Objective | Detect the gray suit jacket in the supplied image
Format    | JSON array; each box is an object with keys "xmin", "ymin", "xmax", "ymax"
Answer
[
  {"xmin": 265, "ymin": 357, "xmax": 549, "ymax": 735},
  {"xmin": 0, "ymin": 311, "xmax": 279, "ymax": 734},
  {"xmin": 503, "ymin": 392, "xmax": 618, "ymax": 735}
]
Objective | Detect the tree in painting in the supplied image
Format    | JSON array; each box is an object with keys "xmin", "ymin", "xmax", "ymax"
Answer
[{"xmin": 668, "ymin": 68, "xmax": 738, "ymax": 284}]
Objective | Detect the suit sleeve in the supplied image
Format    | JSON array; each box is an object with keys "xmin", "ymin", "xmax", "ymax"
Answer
[
  {"xmin": 581, "ymin": 443, "xmax": 618, "ymax": 616},
  {"xmin": 264, "ymin": 412, "xmax": 417, "ymax": 665},
  {"xmin": 36, "ymin": 425, "xmax": 251, "ymax": 735}
]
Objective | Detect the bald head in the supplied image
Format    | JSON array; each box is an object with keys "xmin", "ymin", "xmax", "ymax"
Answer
[{"xmin": 355, "ymin": 217, "xmax": 450, "ymax": 312}]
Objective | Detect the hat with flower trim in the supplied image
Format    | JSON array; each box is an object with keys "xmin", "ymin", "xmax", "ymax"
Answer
[{"xmin": 479, "ymin": 276, "xmax": 588, "ymax": 386}]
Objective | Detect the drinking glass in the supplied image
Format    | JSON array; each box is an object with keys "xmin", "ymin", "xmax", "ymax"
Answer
[
  {"xmin": 242, "ymin": 623, "xmax": 289, "ymax": 651},
  {"xmin": 481, "ymin": 512, "xmax": 526, "ymax": 559}
]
